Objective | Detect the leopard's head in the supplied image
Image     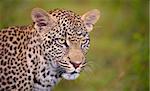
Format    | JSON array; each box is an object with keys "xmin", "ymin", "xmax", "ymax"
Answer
[{"xmin": 31, "ymin": 8, "xmax": 100, "ymax": 80}]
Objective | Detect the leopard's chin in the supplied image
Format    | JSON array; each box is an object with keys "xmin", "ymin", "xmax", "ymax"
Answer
[{"xmin": 62, "ymin": 72, "xmax": 80, "ymax": 80}]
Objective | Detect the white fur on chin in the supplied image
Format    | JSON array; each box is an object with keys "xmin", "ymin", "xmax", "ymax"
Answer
[{"xmin": 62, "ymin": 73, "xmax": 79, "ymax": 80}]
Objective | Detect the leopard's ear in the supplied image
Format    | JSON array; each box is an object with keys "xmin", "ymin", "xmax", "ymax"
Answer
[
  {"xmin": 31, "ymin": 8, "xmax": 56, "ymax": 33},
  {"xmin": 81, "ymin": 9, "xmax": 100, "ymax": 32}
]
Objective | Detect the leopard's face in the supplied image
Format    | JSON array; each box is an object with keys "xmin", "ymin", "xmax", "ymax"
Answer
[
  {"xmin": 31, "ymin": 8, "xmax": 100, "ymax": 80},
  {"xmin": 56, "ymin": 24, "xmax": 90, "ymax": 80}
]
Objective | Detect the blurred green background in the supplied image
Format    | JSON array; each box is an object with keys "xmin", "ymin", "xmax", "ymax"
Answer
[{"xmin": 0, "ymin": 0, "xmax": 149, "ymax": 91}]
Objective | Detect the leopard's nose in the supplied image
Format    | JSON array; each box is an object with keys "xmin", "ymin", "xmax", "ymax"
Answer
[{"xmin": 70, "ymin": 61, "xmax": 81, "ymax": 69}]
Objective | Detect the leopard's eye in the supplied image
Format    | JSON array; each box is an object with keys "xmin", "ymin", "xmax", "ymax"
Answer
[{"xmin": 58, "ymin": 38, "xmax": 66, "ymax": 44}]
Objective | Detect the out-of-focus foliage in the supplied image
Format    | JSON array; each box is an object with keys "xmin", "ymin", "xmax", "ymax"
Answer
[{"xmin": 0, "ymin": 0, "xmax": 149, "ymax": 91}]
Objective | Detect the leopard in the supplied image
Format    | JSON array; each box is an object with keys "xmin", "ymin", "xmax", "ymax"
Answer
[{"xmin": 0, "ymin": 8, "xmax": 100, "ymax": 91}]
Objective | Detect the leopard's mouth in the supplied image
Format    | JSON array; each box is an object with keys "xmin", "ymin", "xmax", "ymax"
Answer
[{"xmin": 56, "ymin": 67, "xmax": 80, "ymax": 80}]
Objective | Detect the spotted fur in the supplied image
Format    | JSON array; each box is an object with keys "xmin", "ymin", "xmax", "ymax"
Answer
[{"xmin": 0, "ymin": 8, "xmax": 100, "ymax": 91}]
